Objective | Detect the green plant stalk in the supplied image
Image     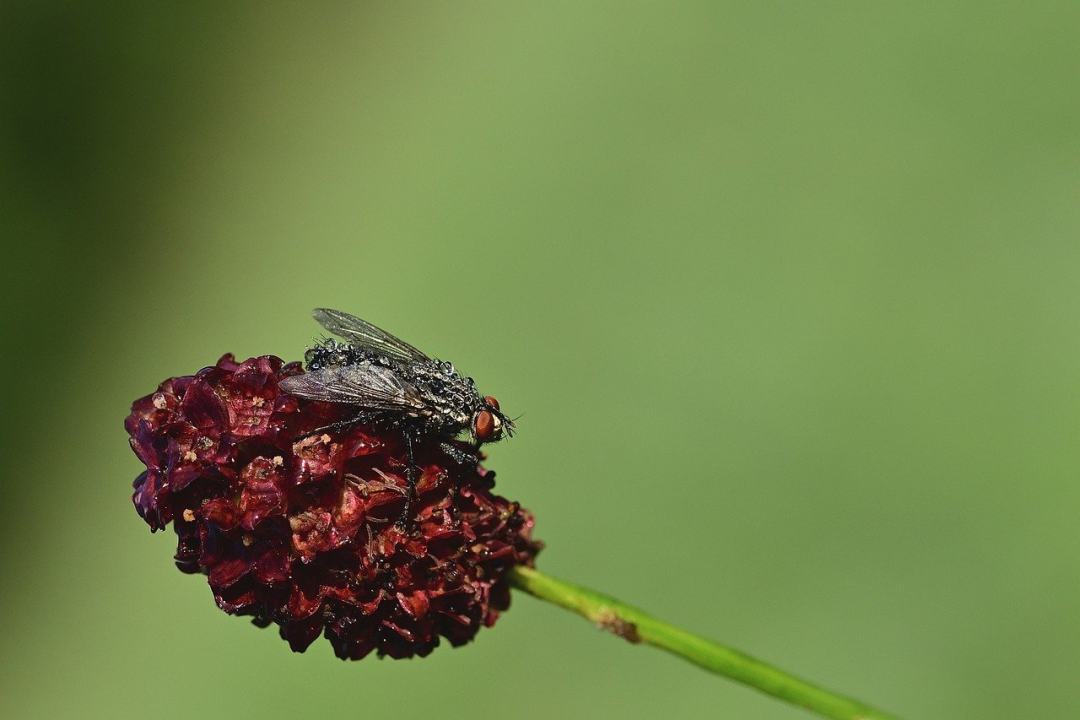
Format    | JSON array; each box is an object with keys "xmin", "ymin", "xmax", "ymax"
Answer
[{"xmin": 509, "ymin": 566, "xmax": 898, "ymax": 720}]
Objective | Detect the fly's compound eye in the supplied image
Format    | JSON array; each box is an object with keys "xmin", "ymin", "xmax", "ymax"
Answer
[
  {"xmin": 483, "ymin": 395, "xmax": 500, "ymax": 411},
  {"xmin": 472, "ymin": 410, "xmax": 502, "ymax": 442}
]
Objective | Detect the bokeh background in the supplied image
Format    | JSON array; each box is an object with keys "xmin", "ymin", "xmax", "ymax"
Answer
[{"xmin": 3, "ymin": 3, "xmax": 1079, "ymax": 718}]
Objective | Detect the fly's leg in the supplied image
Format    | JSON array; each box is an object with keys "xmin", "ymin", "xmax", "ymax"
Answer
[
  {"xmin": 298, "ymin": 412, "xmax": 368, "ymax": 440},
  {"xmin": 397, "ymin": 429, "xmax": 419, "ymax": 527},
  {"xmin": 439, "ymin": 441, "xmax": 481, "ymax": 468},
  {"xmin": 300, "ymin": 414, "xmax": 362, "ymax": 442},
  {"xmin": 439, "ymin": 441, "xmax": 494, "ymax": 486}
]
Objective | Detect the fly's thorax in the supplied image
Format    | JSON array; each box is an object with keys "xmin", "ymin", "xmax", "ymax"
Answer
[{"xmin": 407, "ymin": 359, "xmax": 481, "ymax": 431}]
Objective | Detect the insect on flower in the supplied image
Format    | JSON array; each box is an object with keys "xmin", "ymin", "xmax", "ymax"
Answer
[{"xmin": 279, "ymin": 308, "xmax": 514, "ymax": 522}]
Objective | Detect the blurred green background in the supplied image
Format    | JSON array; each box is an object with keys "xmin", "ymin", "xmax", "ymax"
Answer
[{"xmin": 3, "ymin": 2, "xmax": 1079, "ymax": 718}]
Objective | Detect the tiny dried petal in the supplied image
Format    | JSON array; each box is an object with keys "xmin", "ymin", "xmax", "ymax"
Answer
[
  {"xmin": 291, "ymin": 434, "xmax": 339, "ymax": 483},
  {"xmin": 252, "ymin": 547, "xmax": 290, "ymax": 585},
  {"xmin": 397, "ymin": 590, "xmax": 430, "ymax": 620},
  {"xmin": 199, "ymin": 498, "xmax": 240, "ymax": 530},
  {"xmin": 132, "ymin": 469, "xmax": 170, "ymax": 531},
  {"xmin": 209, "ymin": 557, "xmax": 250, "ymax": 590},
  {"xmin": 281, "ymin": 617, "xmax": 324, "ymax": 652},
  {"xmin": 239, "ymin": 457, "xmax": 286, "ymax": 530},
  {"xmin": 180, "ymin": 380, "xmax": 230, "ymax": 433},
  {"xmin": 129, "ymin": 421, "xmax": 165, "ymax": 470},
  {"xmin": 289, "ymin": 509, "xmax": 335, "ymax": 562}
]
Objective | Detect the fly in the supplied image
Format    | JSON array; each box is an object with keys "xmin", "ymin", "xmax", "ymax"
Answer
[{"xmin": 279, "ymin": 308, "xmax": 514, "ymax": 524}]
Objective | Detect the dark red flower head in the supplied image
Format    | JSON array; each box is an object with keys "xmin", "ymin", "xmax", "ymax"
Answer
[{"xmin": 126, "ymin": 355, "xmax": 541, "ymax": 659}]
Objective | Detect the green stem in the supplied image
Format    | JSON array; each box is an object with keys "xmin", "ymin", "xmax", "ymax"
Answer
[{"xmin": 509, "ymin": 566, "xmax": 898, "ymax": 720}]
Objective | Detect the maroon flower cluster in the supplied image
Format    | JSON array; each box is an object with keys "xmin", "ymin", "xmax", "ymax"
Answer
[{"xmin": 126, "ymin": 355, "xmax": 541, "ymax": 659}]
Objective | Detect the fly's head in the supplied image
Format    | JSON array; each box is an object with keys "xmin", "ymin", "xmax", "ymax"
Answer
[{"xmin": 470, "ymin": 395, "xmax": 515, "ymax": 445}]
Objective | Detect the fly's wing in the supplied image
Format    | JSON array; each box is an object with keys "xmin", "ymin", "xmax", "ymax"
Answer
[
  {"xmin": 279, "ymin": 361, "xmax": 429, "ymax": 414},
  {"xmin": 312, "ymin": 308, "xmax": 429, "ymax": 362}
]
